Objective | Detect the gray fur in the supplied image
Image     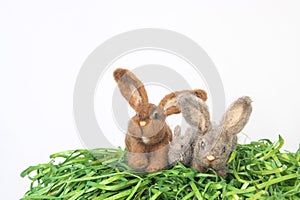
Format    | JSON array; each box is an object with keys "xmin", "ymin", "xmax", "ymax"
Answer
[
  {"xmin": 168, "ymin": 125, "xmax": 197, "ymax": 166},
  {"xmin": 173, "ymin": 94, "xmax": 252, "ymax": 177}
]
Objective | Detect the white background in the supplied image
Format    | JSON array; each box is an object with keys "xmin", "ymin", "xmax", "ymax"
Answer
[{"xmin": 1, "ymin": 1, "xmax": 300, "ymax": 199}]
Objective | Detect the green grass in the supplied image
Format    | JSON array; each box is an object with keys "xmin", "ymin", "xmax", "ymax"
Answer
[{"xmin": 21, "ymin": 136, "xmax": 300, "ymax": 199}]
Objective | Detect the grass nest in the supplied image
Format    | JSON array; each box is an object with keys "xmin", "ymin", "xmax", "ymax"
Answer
[{"xmin": 21, "ymin": 136, "xmax": 300, "ymax": 200}]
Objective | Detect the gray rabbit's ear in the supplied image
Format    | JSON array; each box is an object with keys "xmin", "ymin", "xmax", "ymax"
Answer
[
  {"xmin": 178, "ymin": 93, "xmax": 211, "ymax": 133},
  {"xmin": 184, "ymin": 128, "xmax": 196, "ymax": 144},
  {"xmin": 113, "ymin": 68, "xmax": 148, "ymax": 112},
  {"xmin": 173, "ymin": 125, "xmax": 181, "ymax": 138},
  {"xmin": 221, "ymin": 96, "xmax": 252, "ymax": 135},
  {"xmin": 159, "ymin": 89, "xmax": 207, "ymax": 116}
]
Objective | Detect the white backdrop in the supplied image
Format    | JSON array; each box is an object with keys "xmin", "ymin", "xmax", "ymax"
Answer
[{"xmin": 1, "ymin": 1, "xmax": 300, "ymax": 199}]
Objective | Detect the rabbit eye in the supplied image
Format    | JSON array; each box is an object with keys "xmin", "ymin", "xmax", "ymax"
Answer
[
  {"xmin": 201, "ymin": 141, "xmax": 205, "ymax": 149},
  {"xmin": 222, "ymin": 146, "xmax": 226, "ymax": 154},
  {"xmin": 181, "ymin": 144, "xmax": 184, "ymax": 148},
  {"xmin": 153, "ymin": 112, "xmax": 160, "ymax": 119}
]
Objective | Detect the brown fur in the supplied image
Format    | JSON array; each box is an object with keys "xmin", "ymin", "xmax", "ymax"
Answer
[
  {"xmin": 113, "ymin": 68, "xmax": 148, "ymax": 112},
  {"xmin": 159, "ymin": 89, "xmax": 207, "ymax": 116},
  {"xmin": 113, "ymin": 68, "xmax": 207, "ymax": 173}
]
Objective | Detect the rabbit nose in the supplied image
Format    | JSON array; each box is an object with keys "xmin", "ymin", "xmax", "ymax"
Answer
[
  {"xmin": 139, "ymin": 121, "xmax": 147, "ymax": 127},
  {"xmin": 206, "ymin": 155, "xmax": 215, "ymax": 161}
]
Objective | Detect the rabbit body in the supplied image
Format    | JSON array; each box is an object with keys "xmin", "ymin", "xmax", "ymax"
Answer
[{"xmin": 124, "ymin": 104, "xmax": 173, "ymax": 173}]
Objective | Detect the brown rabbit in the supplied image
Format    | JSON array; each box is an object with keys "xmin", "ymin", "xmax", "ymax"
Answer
[
  {"xmin": 113, "ymin": 68, "xmax": 207, "ymax": 173},
  {"xmin": 178, "ymin": 93, "xmax": 252, "ymax": 177}
]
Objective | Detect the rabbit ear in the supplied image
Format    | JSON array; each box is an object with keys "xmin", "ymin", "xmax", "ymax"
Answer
[
  {"xmin": 113, "ymin": 68, "xmax": 148, "ymax": 112},
  {"xmin": 221, "ymin": 96, "xmax": 252, "ymax": 135},
  {"xmin": 184, "ymin": 128, "xmax": 196, "ymax": 144},
  {"xmin": 178, "ymin": 93, "xmax": 211, "ymax": 133},
  {"xmin": 159, "ymin": 89, "xmax": 207, "ymax": 116},
  {"xmin": 173, "ymin": 125, "xmax": 181, "ymax": 138}
]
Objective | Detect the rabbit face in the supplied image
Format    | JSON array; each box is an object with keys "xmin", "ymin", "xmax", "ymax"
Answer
[
  {"xmin": 128, "ymin": 104, "xmax": 167, "ymax": 145},
  {"xmin": 168, "ymin": 126, "xmax": 197, "ymax": 166},
  {"xmin": 193, "ymin": 126, "xmax": 237, "ymax": 172},
  {"xmin": 179, "ymin": 93, "xmax": 252, "ymax": 177},
  {"xmin": 168, "ymin": 143, "xmax": 193, "ymax": 166}
]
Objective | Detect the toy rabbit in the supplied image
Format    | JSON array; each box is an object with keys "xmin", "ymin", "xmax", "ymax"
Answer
[
  {"xmin": 177, "ymin": 93, "xmax": 252, "ymax": 177},
  {"xmin": 168, "ymin": 125, "xmax": 197, "ymax": 166},
  {"xmin": 113, "ymin": 68, "xmax": 207, "ymax": 173}
]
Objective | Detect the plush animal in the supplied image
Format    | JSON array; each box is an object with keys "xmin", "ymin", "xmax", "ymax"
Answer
[
  {"xmin": 168, "ymin": 125, "xmax": 197, "ymax": 166},
  {"xmin": 113, "ymin": 68, "xmax": 207, "ymax": 173},
  {"xmin": 175, "ymin": 93, "xmax": 252, "ymax": 177}
]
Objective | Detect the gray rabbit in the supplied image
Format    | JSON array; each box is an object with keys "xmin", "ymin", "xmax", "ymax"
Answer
[
  {"xmin": 168, "ymin": 125, "xmax": 197, "ymax": 166},
  {"xmin": 170, "ymin": 93, "xmax": 252, "ymax": 177}
]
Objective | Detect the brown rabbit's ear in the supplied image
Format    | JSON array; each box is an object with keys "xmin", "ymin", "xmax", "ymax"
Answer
[
  {"xmin": 221, "ymin": 96, "xmax": 252, "ymax": 135},
  {"xmin": 191, "ymin": 89, "xmax": 208, "ymax": 102},
  {"xmin": 159, "ymin": 89, "xmax": 207, "ymax": 116},
  {"xmin": 113, "ymin": 68, "xmax": 148, "ymax": 112},
  {"xmin": 158, "ymin": 92, "xmax": 180, "ymax": 116},
  {"xmin": 178, "ymin": 93, "xmax": 211, "ymax": 133}
]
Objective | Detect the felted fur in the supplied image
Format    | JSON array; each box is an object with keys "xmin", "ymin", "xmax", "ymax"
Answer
[
  {"xmin": 176, "ymin": 94, "xmax": 252, "ymax": 177},
  {"xmin": 113, "ymin": 68, "xmax": 207, "ymax": 173},
  {"xmin": 168, "ymin": 125, "xmax": 197, "ymax": 166}
]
